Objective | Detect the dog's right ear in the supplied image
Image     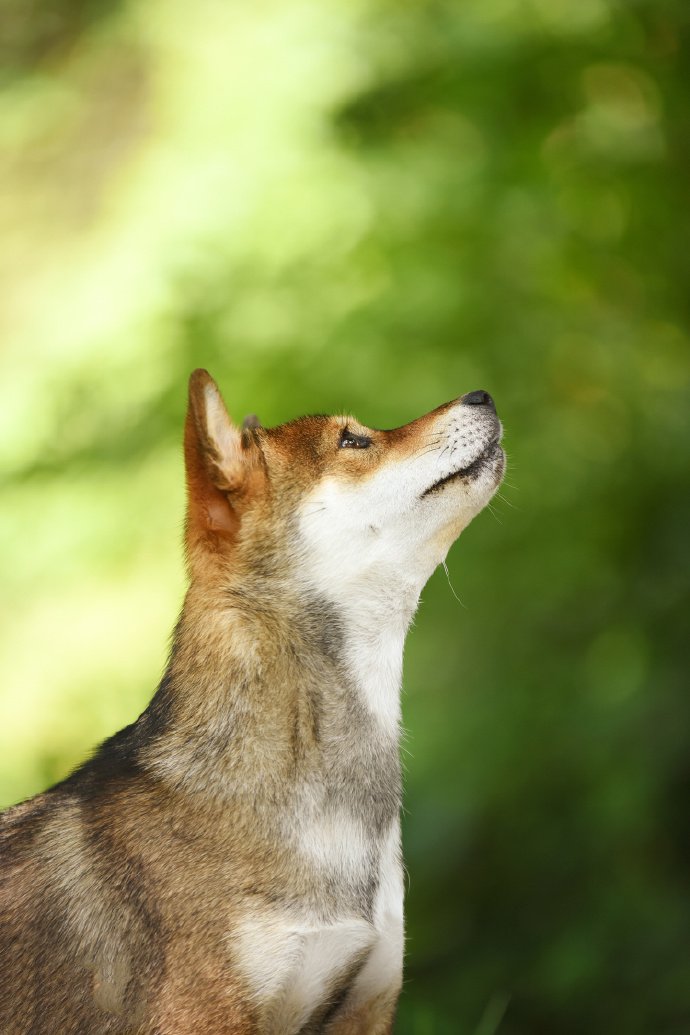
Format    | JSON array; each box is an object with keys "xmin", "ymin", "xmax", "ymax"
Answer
[{"xmin": 184, "ymin": 369, "xmax": 255, "ymax": 548}]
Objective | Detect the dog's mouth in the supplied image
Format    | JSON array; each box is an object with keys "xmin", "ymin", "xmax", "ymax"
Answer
[{"xmin": 421, "ymin": 438, "xmax": 502, "ymax": 498}]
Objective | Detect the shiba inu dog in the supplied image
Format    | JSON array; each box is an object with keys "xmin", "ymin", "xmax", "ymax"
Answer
[{"xmin": 0, "ymin": 371, "xmax": 505, "ymax": 1034}]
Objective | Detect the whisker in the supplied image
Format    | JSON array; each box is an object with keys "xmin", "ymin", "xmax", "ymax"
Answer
[
  {"xmin": 411, "ymin": 444, "xmax": 443, "ymax": 461},
  {"xmin": 494, "ymin": 491, "xmax": 519, "ymax": 512},
  {"xmin": 486, "ymin": 502, "xmax": 504, "ymax": 525},
  {"xmin": 442, "ymin": 561, "xmax": 467, "ymax": 608},
  {"xmin": 409, "ymin": 436, "xmax": 443, "ymax": 460}
]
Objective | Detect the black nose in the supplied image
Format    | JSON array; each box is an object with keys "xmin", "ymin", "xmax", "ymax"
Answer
[{"xmin": 462, "ymin": 389, "xmax": 495, "ymax": 411}]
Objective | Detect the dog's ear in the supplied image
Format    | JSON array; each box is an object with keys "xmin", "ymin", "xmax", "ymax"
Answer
[{"xmin": 184, "ymin": 369, "xmax": 256, "ymax": 545}]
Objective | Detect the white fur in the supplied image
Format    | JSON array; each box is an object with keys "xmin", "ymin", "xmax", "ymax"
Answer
[
  {"xmin": 233, "ymin": 911, "xmax": 375, "ymax": 1034},
  {"xmin": 233, "ymin": 821, "xmax": 404, "ymax": 1033},
  {"xmin": 295, "ymin": 805, "xmax": 370, "ymax": 881},
  {"xmin": 339, "ymin": 601, "xmax": 407, "ymax": 732},
  {"xmin": 348, "ymin": 820, "xmax": 405, "ymax": 1004}
]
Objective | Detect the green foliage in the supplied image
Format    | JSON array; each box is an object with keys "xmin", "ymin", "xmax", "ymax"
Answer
[{"xmin": 1, "ymin": 0, "xmax": 689, "ymax": 1030}]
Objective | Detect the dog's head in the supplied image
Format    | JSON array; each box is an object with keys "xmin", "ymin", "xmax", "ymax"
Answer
[{"xmin": 184, "ymin": 370, "xmax": 504, "ymax": 600}]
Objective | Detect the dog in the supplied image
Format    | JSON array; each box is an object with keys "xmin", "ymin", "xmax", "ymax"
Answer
[{"xmin": 0, "ymin": 370, "xmax": 504, "ymax": 1034}]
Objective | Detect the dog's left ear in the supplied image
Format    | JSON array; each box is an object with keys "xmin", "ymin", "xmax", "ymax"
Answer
[{"xmin": 184, "ymin": 369, "xmax": 258, "ymax": 546}]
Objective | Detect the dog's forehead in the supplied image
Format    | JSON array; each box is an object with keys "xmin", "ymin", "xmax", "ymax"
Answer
[
  {"xmin": 264, "ymin": 413, "xmax": 339, "ymax": 451},
  {"xmin": 257, "ymin": 415, "xmax": 340, "ymax": 485}
]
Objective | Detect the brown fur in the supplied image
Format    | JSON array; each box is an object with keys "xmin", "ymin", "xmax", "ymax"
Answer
[{"xmin": 0, "ymin": 371, "xmax": 504, "ymax": 1033}]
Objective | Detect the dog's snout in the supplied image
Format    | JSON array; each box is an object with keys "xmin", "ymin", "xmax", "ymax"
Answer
[{"xmin": 462, "ymin": 389, "xmax": 495, "ymax": 411}]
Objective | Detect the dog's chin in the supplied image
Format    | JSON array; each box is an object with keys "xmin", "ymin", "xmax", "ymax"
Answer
[
  {"xmin": 463, "ymin": 443, "xmax": 505, "ymax": 510},
  {"xmin": 484, "ymin": 441, "xmax": 506, "ymax": 488},
  {"xmin": 421, "ymin": 439, "xmax": 504, "ymax": 499}
]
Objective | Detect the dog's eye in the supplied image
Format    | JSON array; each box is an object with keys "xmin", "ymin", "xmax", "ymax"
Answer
[{"xmin": 339, "ymin": 428, "xmax": 372, "ymax": 449}]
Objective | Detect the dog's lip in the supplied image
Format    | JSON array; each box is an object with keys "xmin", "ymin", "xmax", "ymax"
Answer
[{"xmin": 420, "ymin": 438, "xmax": 502, "ymax": 498}]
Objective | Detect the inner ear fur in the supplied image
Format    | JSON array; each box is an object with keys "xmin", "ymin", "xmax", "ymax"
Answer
[{"xmin": 184, "ymin": 369, "xmax": 250, "ymax": 541}]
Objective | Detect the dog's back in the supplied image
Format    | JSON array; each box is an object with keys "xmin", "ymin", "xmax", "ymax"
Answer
[{"xmin": 0, "ymin": 372, "xmax": 504, "ymax": 1034}]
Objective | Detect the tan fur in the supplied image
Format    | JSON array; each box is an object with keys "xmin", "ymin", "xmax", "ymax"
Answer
[
  {"xmin": 326, "ymin": 995, "xmax": 397, "ymax": 1035},
  {"xmin": 0, "ymin": 371, "xmax": 505, "ymax": 1033}
]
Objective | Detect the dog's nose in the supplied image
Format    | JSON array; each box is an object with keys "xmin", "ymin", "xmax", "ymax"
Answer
[{"xmin": 462, "ymin": 389, "xmax": 496, "ymax": 411}]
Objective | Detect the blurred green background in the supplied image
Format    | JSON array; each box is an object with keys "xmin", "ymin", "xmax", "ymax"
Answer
[{"xmin": 1, "ymin": 0, "xmax": 689, "ymax": 1030}]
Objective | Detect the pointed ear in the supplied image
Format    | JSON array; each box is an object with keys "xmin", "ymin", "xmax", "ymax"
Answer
[{"xmin": 184, "ymin": 369, "xmax": 246, "ymax": 542}]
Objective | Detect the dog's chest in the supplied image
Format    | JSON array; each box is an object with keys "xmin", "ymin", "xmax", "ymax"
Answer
[
  {"xmin": 229, "ymin": 641, "xmax": 404, "ymax": 1029},
  {"xmin": 233, "ymin": 820, "xmax": 403, "ymax": 1034}
]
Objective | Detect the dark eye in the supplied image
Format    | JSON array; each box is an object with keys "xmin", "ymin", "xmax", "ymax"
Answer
[{"xmin": 339, "ymin": 428, "xmax": 372, "ymax": 449}]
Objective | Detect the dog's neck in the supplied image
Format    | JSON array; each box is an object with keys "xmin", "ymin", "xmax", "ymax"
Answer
[
  {"xmin": 321, "ymin": 568, "xmax": 423, "ymax": 734},
  {"xmin": 141, "ymin": 569, "xmax": 419, "ymax": 799}
]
